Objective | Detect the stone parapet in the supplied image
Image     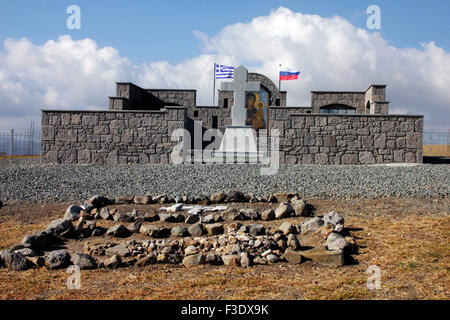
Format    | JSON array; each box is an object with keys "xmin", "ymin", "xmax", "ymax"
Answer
[
  {"xmin": 268, "ymin": 110, "xmax": 423, "ymax": 165},
  {"xmin": 41, "ymin": 108, "xmax": 186, "ymax": 164}
]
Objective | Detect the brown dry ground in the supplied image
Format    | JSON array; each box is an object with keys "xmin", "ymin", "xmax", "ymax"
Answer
[
  {"xmin": 0, "ymin": 198, "xmax": 448, "ymax": 300},
  {"xmin": 423, "ymin": 145, "xmax": 450, "ymax": 157}
]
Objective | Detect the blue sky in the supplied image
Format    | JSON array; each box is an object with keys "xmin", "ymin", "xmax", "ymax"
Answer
[
  {"xmin": 1, "ymin": 0, "xmax": 449, "ymax": 65},
  {"xmin": 0, "ymin": 1, "xmax": 449, "ymax": 133}
]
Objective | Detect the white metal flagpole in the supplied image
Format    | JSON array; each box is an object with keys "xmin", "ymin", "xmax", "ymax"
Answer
[
  {"xmin": 213, "ymin": 63, "xmax": 216, "ymax": 106},
  {"xmin": 278, "ymin": 64, "xmax": 281, "ymax": 91}
]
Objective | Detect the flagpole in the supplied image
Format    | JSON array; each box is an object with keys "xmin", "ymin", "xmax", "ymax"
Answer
[
  {"xmin": 278, "ymin": 64, "xmax": 281, "ymax": 91},
  {"xmin": 213, "ymin": 63, "xmax": 216, "ymax": 106}
]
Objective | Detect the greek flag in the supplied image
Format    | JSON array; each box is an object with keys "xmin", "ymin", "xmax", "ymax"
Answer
[{"xmin": 215, "ymin": 64, "xmax": 234, "ymax": 79}]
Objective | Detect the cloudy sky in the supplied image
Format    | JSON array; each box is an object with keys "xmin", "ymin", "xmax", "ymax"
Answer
[{"xmin": 0, "ymin": 0, "xmax": 449, "ymax": 133}]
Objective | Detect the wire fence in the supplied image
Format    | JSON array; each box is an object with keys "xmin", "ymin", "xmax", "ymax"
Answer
[
  {"xmin": 0, "ymin": 130, "xmax": 41, "ymax": 156},
  {"xmin": 423, "ymin": 132, "xmax": 449, "ymax": 157}
]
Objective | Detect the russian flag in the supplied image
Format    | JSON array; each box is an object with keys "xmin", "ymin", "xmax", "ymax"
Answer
[{"xmin": 279, "ymin": 67, "xmax": 300, "ymax": 81}]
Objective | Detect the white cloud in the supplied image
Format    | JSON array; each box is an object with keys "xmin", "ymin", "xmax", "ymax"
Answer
[{"xmin": 0, "ymin": 7, "xmax": 449, "ymax": 134}]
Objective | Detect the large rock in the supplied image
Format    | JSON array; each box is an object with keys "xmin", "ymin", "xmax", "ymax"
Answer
[
  {"xmin": 323, "ymin": 211, "xmax": 344, "ymax": 227},
  {"xmin": 99, "ymin": 207, "xmax": 112, "ymax": 220},
  {"xmin": 127, "ymin": 220, "xmax": 142, "ymax": 233},
  {"xmin": 184, "ymin": 246, "xmax": 198, "ymax": 256},
  {"xmin": 22, "ymin": 231, "xmax": 48, "ymax": 250},
  {"xmin": 261, "ymin": 209, "xmax": 276, "ymax": 221},
  {"xmin": 187, "ymin": 223, "xmax": 204, "ymax": 237},
  {"xmin": 275, "ymin": 202, "xmax": 294, "ymax": 219},
  {"xmin": 64, "ymin": 205, "xmax": 83, "ymax": 221},
  {"xmin": 247, "ymin": 224, "xmax": 266, "ymax": 236},
  {"xmin": 106, "ymin": 225, "xmax": 131, "ymax": 238},
  {"xmin": 104, "ymin": 255, "xmax": 122, "ymax": 269},
  {"xmin": 279, "ymin": 222, "xmax": 295, "ymax": 235},
  {"xmin": 240, "ymin": 252, "xmax": 251, "ymax": 268},
  {"xmin": 45, "ymin": 218, "xmax": 73, "ymax": 236},
  {"xmin": 240, "ymin": 208, "xmax": 260, "ymax": 220},
  {"xmin": 159, "ymin": 213, "xmax": 176, "ymax": 223},
  {"xmin": 225, "ymin": 190, "xmax": 245, "ymax": 203},
  {"xmin": 45, "ymin": 249, "xmax": 71, "ymax": 269},
  {"xmin": 136, "ymin": 255, "xmax": 157, "ymax": 266},
  {"xmin": 204, "ymin": 223, "xmax": 224, "ymax": 235},
  {"xmin": 182, "ymin": 253, "xmax": 206, "ymax": 268},
  {"xmin": 87, "ymin": 195, "xmax": 113, "ymax": 208},
  {"xmin": 171, "ymin": 226, "xmax": 189, "ymax": 237},
  {"xmin": 299, "ymin": 247, "xmax": 344, "ymax": 266},
  {"xmin": 14, "ymin": 248, "xmax": 37, "ymax": 257},
  {"xmin": 115, "ymin": 196, "xmax": 134, "ymax": 204},
  {"xmin": 113, "ymin": 212, "xmax": 134, "ymax": 223},
  {"xmin": 283, "ymin": 248, "xmax": 302, "ymax": 264},
  {"xmin": 153, "ymin": 194, "xmax": 169, "ymax": 204},
  {"xmin": 144, "ymin": 211, "xmax": 159, "ymax": 222},
  {"xmin": 105, "ymin": 244, "xmax": 130, "ymax": 257},
  {"xmin": 300, "ymin": 217, "xmax": 324, "ymax": 235},
  {"xmin": 1, "ymin": 250, "xmax": 33, "ymax": 270},
  {"xmin": 222, "ymin": 254, "xmax": 241, "ymax": 266},
  {"xmin": 140, "ymin": 224, "xmax": 161, "ymax": 237},
  {"xmin": 210, "ymin": 192, "xmax": 226, "ymax": 204},
  {"xmin": 221, "ymin": 208, "xmax": 244, "ymax": 221},
  {"xmin": 71, "ymin": 253, "xmax": 97, "ymax": 270},
  {"xmin": 274, "ymin": 193, "xmax": 297, "ymax": 203},
  {"xmin": 205, "ymin": 253, "xmax": 222, "ymax": 265},
  {"xmin": 133, "ymin": 195, "xmax": 150, "ymax": 205},
  {"xmin": 287, "ymin": 234, "xmax": 301, "ymax": 250},
  {"xmin": 326, "ymin": 232, "xmax": 349, "ymax": 251},
  {"xmin": 27, "ymin": 256, "xmax": 45, "ymax": 268},
  {"xmin": 200, "ymin": 213, "xmax": 216, "ymax": 224},
  {"xmin": 173, "ymin": 213, "xmax": 185, "ymax": 223},
  {"xmin": 292, "ymin": 199, "xmax": 308, "ymax": 217},
  {"xmin": 185, "ymin": 214, "xmax": 199, "ymax": 224},
  {"xmin": 266, "ymin": 254, "xmax": 280, "ymax": 263}
]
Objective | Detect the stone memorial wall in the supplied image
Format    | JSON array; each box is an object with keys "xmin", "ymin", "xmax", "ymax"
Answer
[
  {"xmin": 41, "ymin": 107, "xmax": 185, "ymax": 165},
  {"xmin": 269, "ymin": 107, "xmax": 423, "ymax": 165}
]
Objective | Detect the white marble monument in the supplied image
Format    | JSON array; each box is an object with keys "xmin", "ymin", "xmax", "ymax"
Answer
[{"xmin": 215, "ymin": 65, "xmax": 263, "ymax": 160}]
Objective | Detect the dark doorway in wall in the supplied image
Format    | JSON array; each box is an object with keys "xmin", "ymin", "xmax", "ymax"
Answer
[
  {"xmin": 212, "ymin": 116, "xmax": 218, "ymax": 129},
  {"xmin": 194, "ymin": 110, "xmax": 199, "ymax": 117},
  {"xmin": 366, "ymin": 101, "xmax": 371, "ymax": 114},
  {"xmin": 276, "ymin": 99, "xmax": 281, "ymax": 106},
  {"xmin": 223, "ymin": 98, "xmax": 228, "ymax": 108}
]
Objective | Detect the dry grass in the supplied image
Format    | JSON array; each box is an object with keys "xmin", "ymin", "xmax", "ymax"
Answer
[
  {"xmin": 423, "ymin": 145, "xmax": 450, "ymax": 157},
  {"xmin": 0, "ymin": 198, "xmax": 448, "ymax": 300}
]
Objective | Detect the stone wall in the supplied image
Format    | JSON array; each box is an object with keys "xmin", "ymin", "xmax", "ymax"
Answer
[
  {"xmin": 41, "ymin": 107, "xmax": 186, "ymax": 165},
  {"xmin": 269, "ymin": 107, "xmax": 423, "ymax": 165},
  {"xmin": 146, "ymin": 89, "xmax": 196, "ymax": 108},
  {"xmin": 311, "ymin": 91, "xmax": 366, "ymax": 114},
  {"xmin": 110, "ymin": 83, "xmax": 196, "ymax": 110}
]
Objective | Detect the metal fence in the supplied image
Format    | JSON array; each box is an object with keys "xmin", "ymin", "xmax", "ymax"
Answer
[
  {"xmin": 0, "ymin": 129, "xmax": 41, "ymax": 156},
  {"xmin": 423, "ymin": 132, "xmax": 450, "ymax": 157}
]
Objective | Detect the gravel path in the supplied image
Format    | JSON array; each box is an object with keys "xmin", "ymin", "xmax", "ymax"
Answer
[{"xmin": 0, "ymin": 159, "xmax": 449, "ymax": 203}]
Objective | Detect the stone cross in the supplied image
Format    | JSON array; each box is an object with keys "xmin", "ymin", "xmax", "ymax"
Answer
[{"xmin": 221, "ymin": 65, "xmax": 260, "ymax": 126}]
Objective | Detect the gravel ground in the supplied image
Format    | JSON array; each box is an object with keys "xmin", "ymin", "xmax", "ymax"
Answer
[{"xmin": 0, "ymin": 159, "xmax": 449, "ymax": 203}]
